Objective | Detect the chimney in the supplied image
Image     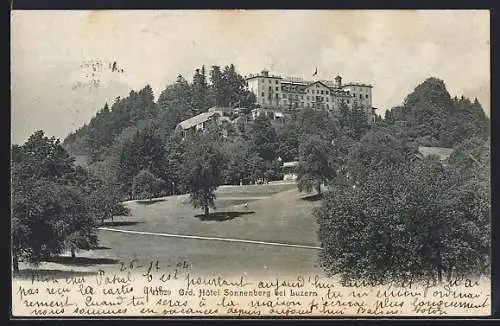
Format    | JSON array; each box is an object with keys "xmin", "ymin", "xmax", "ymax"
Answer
[
  {"xmin": 335, "ymin": 75, "xmax": 342, "ymax": 88},
  {"xmin": 262, "ymin": 70, "xmax": 269, "ymax": 77}
]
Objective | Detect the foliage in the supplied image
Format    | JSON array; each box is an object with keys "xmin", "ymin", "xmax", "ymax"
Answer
[
  {"xmin": 296, "ymin": 108, "xmax": 338, "ymax": 140},
  {"xmin": 295, "ymin": 108, "xmax": 340, "ymax": 194},
  {"xmin": 12, "ymin": 179, "xmax": 96, "ymax": 265},
  {"xmin": 346, "ymin": 129, "xmax": 414, "ymax": 183},
  {"xmin": 336, "ymin": 103, "xmax": 370, "ymax": 141},
  {"xmin": 448, "ymin": 136, "xmax": 490, "ymax": 178},
  {"xmin": 132, "ymin": 169, "xmax": 165, "ymax": 200},
  {"xmin": 249, "ymin": 115, "xmax": 279, "ymax": 162},
  {"xmin": 115, "ymin": 124, "xmax": 167, "ymax": 198},
  {"xmin": 191, "ymin": 66, "xmax": 209, "ymax": 115},
  {"xmin": 182, "ymin": 136, "xmax": 224, "ymax": 215},
  {"xmin": 276, "ymin": 121, "xmax": 299, "ymax": 162},
  {"xmin": 12, "ymin": 131, "xmax": 128, "ymax": 271},
  {"xmin": 221, "ymin": 140, "xmax": 265, "ymax": 185},
  {"xmin": 383, "ymin": 78, "xmax": 489, "ymax": 147},
  {"xmin": 64, "ymin": 85, "xmax": 159, "ymax": 162},
  {"xmin": 297, "ymin": 135, "xmax": 337, "ymax": 194},
  {"xmin": 316, "ymin": 155, "xmax": 490, "ymax": 283},
  {"xmin": 210, "ymin": 64, "xmax": 256, "ymax": 108}
]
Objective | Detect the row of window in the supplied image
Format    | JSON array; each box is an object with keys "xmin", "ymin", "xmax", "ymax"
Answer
[
  {"xmin": 267, "ymin": 87, "xmax": 332, "ymax": 95},
  {"xmin": 261, "ymin": 96, "xmax": 352, "ymax": 106},
  {"xmin": 262, "ymin": 87, "xmax": 371, "ymax": 99},
  {"xmin": 352, "ymin": 93, "xmax": 370, "ymax": 99},
  {"xmin": 261, "ymin": 79, "xmax": 279, "ymax": 85},
  {"xmin": 261, "ymin": 91, "xmax": 361, "ymax": 104}
]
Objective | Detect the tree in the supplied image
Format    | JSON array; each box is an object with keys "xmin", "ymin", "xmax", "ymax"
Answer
[
  {"xmin": 132, "ymin": 169, "xmax": 165, "ymax": 200},
  {"xmin": 209, "ymin": 65, "xmax": 225, "ymax": 106},
  {"xmin": 157, "ymin": 74, "xmax": 193, "ymax": 122},
  {"xmin": 90, "ymin": 183, "xmax": 130, "ymax": 224},
  {"xmin": 209, "ymin": 63, "xmax": 255, "ymax": 108},
  {"xmin": 448, "ymin": 136, "xmax": 490, "ymax": 178},
  {"xmin": 16, "ymin": 130, "xmax": 75, "ymax": 183},
  {"xmin": 346, "ymin": 129, "xmax": 412, "ymax": 183},
  {"xmin": 183, "ymin": 137, "xmax": 224, "ymax": 216},
  {"xmin": 349, "ymin": 106, "xmax": 370, "ymax": 140},
  {"xmin": 315, "ymin": 156, "xmax": 490, "ymax": 283},
  {"xmin": 63, "ymin": 85, "xmax": 160, "ymax": 162},
  {"xmin": 115, "ymin": 124, "xmax": 166, "ymax": 198},
  {"xmin": 191, "ymin": 67, "xmax": 209, "ymax": 115},
  {"xmin": 11, "ymin": 130, "xmax": 125, "ymax": 270},
  {"xmin": 222, "ymin": 140, "xmax": 265, "ymax": 185},
  {"xmin": 276, "ymin": 121, "xmax": 299, "ymax": 162},
  {"xmin": 297, "ymin": 135, "xmax": 337, "ymax": 195},
  {"xmin": 296, "ymin": 107, "xmax": 338, "ymax": 141},
  {"xmin": 12, "ymin": 178, "xmax": 95, "ymax": 271},
  {"xmin": 383, "ymin": 77, "xmax": 490, "ymax": 148},
  {"xmin": 249, "ymin": 115, "xmax": 279, "ymax": 162}
]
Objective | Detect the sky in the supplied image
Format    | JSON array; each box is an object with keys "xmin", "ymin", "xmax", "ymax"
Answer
[{"xmin": 11, "ymin": 10, "xmax": 490, "ymax": 145}]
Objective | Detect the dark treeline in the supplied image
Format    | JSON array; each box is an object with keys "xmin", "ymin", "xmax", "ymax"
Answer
[{"xmin": 315, "ymin": 77, "xmax": 490, "ymax": 284}]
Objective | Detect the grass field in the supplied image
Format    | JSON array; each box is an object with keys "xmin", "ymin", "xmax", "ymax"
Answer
[{"xmin": 16, "ymin": 181, "xmax": 326, "ymax": 278}]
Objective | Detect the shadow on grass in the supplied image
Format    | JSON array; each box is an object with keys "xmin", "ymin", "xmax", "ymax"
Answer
[
  {"xmin": 194, "ymin": 211, "xmax": 255, "ymax": 222},
  {"xmin": 13, "ymin": 269, "xmax": 98, "ymax": 280},
  {"xmin": 43, "ymin": 256, "xmax": 120, "ymax": 266},
  {"xmin": 300, "ymin": 193, "xmax": 324, "ymax": 202},
  {"xmin": 93, "ymin": 246, "xmax": 112, "ymax": 250},
  {"xmin": 100, "ymin": 221, "xmax": 143, "ymax": 227},
  {"xmin": 136, "ymin": 198, "xmax": 166, "ymax": 205}
]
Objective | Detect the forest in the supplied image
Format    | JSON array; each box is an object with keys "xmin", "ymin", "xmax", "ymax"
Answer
[{"xmin": 12, "ymin": 63, "xmax": 490, "ymax": 282}]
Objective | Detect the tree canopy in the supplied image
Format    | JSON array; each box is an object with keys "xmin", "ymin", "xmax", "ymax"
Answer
[{"xmin": 12, "ymin": 131, "xmax": 128, "ymax": 271}]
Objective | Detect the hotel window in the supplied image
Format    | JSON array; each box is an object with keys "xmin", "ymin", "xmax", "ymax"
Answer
[
  {"xmin": 326, "ymin": 97, "xmax": 329, "ymax": 102},
  {"xmin": 359, "ymin": 94, "xmax": 362, "ymax": 99},
  {"xmin": 347, "ymin": 99, "xmax": 350, "ymax": 104},
  {"xmin": 307, "ymin": 96, "xmax": 310, "ymax": 101},
  {"xmin": 269, "ymin": 86, "xmax": 272, "ymax": 91},
  {"xmin": 261, "ymin": 92, "xmax": 264, "ymax": 97},
  {"xmin": 275, "ymin": 80, "xmax": 278, "ymax": 84},
  {"xmin": 326, "ymin": 91, "xmax": 329, "ymax": 95},
  {"xmin": 321, "ymin": 90, "xmax": 324, "ymax": 94},
  {"xmin": 366, "ymin": 94, "xmax": 369, "ymax": 99},
  {"xmin": 276, "ymin": 87, "xmax": 279, "ymax": 91}
]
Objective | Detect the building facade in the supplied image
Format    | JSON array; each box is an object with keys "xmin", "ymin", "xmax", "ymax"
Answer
[{"xmin": 246, "ymin": 70, "xmax": 376, "ymax": 122}]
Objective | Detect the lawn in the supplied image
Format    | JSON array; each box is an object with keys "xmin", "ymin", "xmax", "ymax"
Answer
[{"xmin": 16, "ymin": 181, "xmax": 326, "ymax": 278}]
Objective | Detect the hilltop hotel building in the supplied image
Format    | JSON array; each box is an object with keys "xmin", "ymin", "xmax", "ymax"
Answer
[{"xmin": 245, "ymin": 70, "xmax": 376, "ymax": 122}]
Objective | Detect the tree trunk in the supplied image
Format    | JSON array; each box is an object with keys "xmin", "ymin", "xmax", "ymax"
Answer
[
  {"xmin": 71, "ymin": 248, "xmax": 76, "ymax": 260},
  {"xmin": 316, "ymin": 183, "xmax": 322, "ymax": 195},
  {"xmin": 446, "ymin": 268, "xmax": 453, "ymax": 282},
  {"xmin": 436, "ymin": 240, "xmax": 443, "ymax": 284},
  {"xmin": 204, "ymin": 205, "xmax": 209, "ymax": 216},
  {"xmin": 13, "ymin": 253, "xmax": 19, "ymax": 274}
]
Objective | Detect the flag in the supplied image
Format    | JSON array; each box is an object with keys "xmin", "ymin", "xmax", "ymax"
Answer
[{"xmin": 312, "ymin": 67, "xmax": 318, "ymax": 77}]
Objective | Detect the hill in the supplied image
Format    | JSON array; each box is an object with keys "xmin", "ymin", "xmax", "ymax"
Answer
[
  {"xmin": 61, "ymin": 72, "xmax": 490, "ymax": 202},
  {"xmin": 384, "ymin": 77, "xmax": 489, "ymax": 147}
]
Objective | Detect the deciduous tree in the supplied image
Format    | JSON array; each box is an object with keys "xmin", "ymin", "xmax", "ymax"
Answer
[{"xmin": 182, "ymin": 137, "xmax": 224, "ymax": 216}]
